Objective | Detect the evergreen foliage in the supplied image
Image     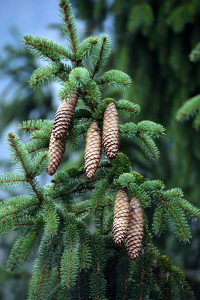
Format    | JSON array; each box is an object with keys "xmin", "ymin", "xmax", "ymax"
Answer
[
  {"xmin": 69, "ymin": 4, "xmax": 200, "ymax": 295},
  {"xmin": 71, "ymin": 0, "xmax": 200, "ymax": 215},
  {"xmin": 176, "ymin": 41, "xmax": 200, "ymax": 131},
  {"xmin": 0, "ymin": 0, "xmax": 199, "ymax": 298}
]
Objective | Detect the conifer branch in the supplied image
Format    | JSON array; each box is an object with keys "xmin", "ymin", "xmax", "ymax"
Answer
[
  {"xmin": 29, "ymin": 63, "xmax": 71, "ymax": 88},
  {"xmin": 76, "ymin": 37, "xmax": 98, "ymax": 60},
  {"xmin": 19, "ymin": 120, "xmax": 53, "ymax": 133},
  {"xmin": 32, "ymin": 153, "xmax": 48, "ymax": 177},
  {"xmin": 152, "ymin": 206, "xmax": 166, "ymax": 235},
  {"xmin": 67, "ymin": 180, "xmax": 95, "ymax": 195},
  {"xmin": 0, "ymin": 203, "xmax": 38, "ymax": 221},
  {"xmin": 91, "ymin": 35, "xmax": 111, "ymax": 78},
  {"xmin": 14, "ymin": 222, "xmax": 35, "ymax": 226},
  {"xmin": 7, "ymin": 133, "xmax": 43, "ymax": 202},
  {"xmin": 7, "ymin": 227, "xmax": 40, "ymax": 271},
  {"xmin": 176, "ymin": 94, "xmax": 200, "ymax": 122},
  {"xmin": 59, "ymin": 0, "xmax": 79, "ymax": 55},
  {"xmin": 28, "ymin": 235, "xmax": 55, "ymax": 300},
  {"xmin": 24, "ymin": 35, "xmax": 74, "ymax": 62},
  {"xmin": 171, "ymin": 199, "xmax": 200, "ymax": 221},
  {"xmin": 116, "ymin": 100, "xmax": 140, "ymax": 116},
  {"xmin": 166, "ymin": 204, "xmax": 191, "ymax": 242},
  {"xmin": 91, "ymin": 180, "xmax": 109, "ymax": 216},
  {"xmin": 136, "ymin": 133, "xmax": 159, "ymax": 159}
]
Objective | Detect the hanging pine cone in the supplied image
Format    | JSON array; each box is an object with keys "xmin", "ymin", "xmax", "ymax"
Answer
[
  {"xmin": 112, "ymin": 189, "xmax": 130, "ymax": 245},
  {"xmin": 102, "ymin": 101, "xmax": 119, "ymax": 159},
  {"xmin": 85, "ymin": 121, "xmax": 102, "ymax": 179},
  {"xmin": 47, "ymin": 134, "xmax": 66, "ymax": 176},
  {"xmin": 125, "ymin": 197, "xmax": 143, "ymax": 260},
  {"xmin": 52, "ymin": 92, "xmax": 78, "ymax": 140}
]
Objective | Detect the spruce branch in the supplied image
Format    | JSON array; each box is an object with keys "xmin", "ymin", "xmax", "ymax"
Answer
[
  {"xmin": 137, "ymin": 120, "xmax": 165, "ymax": 138},
  {"xmin": 24, "ymin": 35, "xmax": 74, "ymax": 62},
  {"xmin": 176, "ymin": 94, "xmax": 200, "ymax": 122},
  {"xmin": 7, "ymin": 226, "xmax": 41, "ymax": 271},
  {"xmin": 42, "ymin": 196, "xmax": 59, "ymax": 235},
  {"xmin": 82, "ymin": 80, "xmax": 101, "ymax": 111},
  {"xmin": 91, "ymin": 34, "xmax": 111, "ymax": 77},
  {"xmin": 58, "ymin": 0, "xmax": 80, "ymax": 55},
  {"xmin": 60, "ymin": 225, "xmax": 79, "ymax": 293},
  {"xmin": 29, "ymin": 63, "xmax": 72, "ymax": 89},
  {"xmin": 166, "ymin": 204, "xmax": 191, "ymax": 242},
  {"xmin": 32, "ymin": 152, "xmax": 48, "ymax": 177},
  {"xmin": 68, "ymin": 67, "xmax": 91, "ymax": 87},
  {"xmin": 7, "ymin": 132, "xmax": 43, "ymax": 203},
  {"xmin": 152, "ymin": 206, "xmax": 166, "ymax": 235},
  {"xmin": 140, "ymin": 180, "xmax": 165, "ymax": 192},
  {"xmin": 0, "ymin": 172, "xmax": 27, "ymax": 188},
  {"xmin": 76, "ymin": 36, "xmax": 99, "ymax": 60},
  {"xmin": 136, "ymin": 133, "xmax": 160, "ymax": 159},
  {"xmin": 116, "ymin": 100, "xmax": 140, "ymax": 116},
  {"xmin": 171, "ymin": 198, "xmax": 200, "ymax": 221},
  {"xmin": 100, "ymin": 70, "xmax": 133, "ymax": 89},
  {"xmin": 27, "ymin": 234, "xmax": 55, "ymax": 300},
  {"xmin": 119, "ymin": 123, "xmax": 138, "ymax": 138},
  {"xmin": 7, "ymin": 132, "xmax": 33, "ymax": 175},
  {"xmin": 91, "ymin": 179, "xmax": 109, "ymax": 216},
  {"xmin": 19, "ymin": 120, "xmax": 53, "ymax": 133}
]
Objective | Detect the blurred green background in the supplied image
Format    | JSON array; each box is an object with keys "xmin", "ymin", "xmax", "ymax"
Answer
[{"xmin": 1, "ymin": 0, "xmax": 200, "ymax": 299}]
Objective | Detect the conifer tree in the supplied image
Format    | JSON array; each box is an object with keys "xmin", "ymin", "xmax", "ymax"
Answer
[{"xmin": 0, "ymin": 1, "xmax": 199, "ymax": 299}]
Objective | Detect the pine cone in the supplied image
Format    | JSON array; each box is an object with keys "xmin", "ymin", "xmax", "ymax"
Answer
[
  {"xmin": 102, "ymin": 102, "xmax": 119, "ymax": 159},
  {"xmin": 125, "ymin": 197, "xmax": 143, "ymax": 260},
  {"xmin": 85, "ymin": 121, "xmax": 102, "ymax": 179},
  {"xmin": 47, "ymin": 135, "xmax": 66, "ymax": 176},
  {"xmin": 112, "ymin": 189, "xmax": 130, "ymax": 245},
  {"xmin": 52, "ymin": 92, "xmax": 78, "ymax": 140}
]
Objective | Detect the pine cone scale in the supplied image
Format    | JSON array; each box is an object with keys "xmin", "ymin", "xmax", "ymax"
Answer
[
  {"xmin": 102, "ymin": 102, "xmax": 119, "ymax": 159},
  {"xmin": 52, "ymin": 92, "xmax": 78, "ymax": 140},
  {"xmin": 84, "ymin": 121, "xmax": 102, "ymax": 179},
  {"xmin": 112, "ymin": 189, "xmax": 130, "ymax": 245},
  {"xmin": 47, "ymin": 135, "xmax": 66, "ymax": 176},
  {"xmin": 125, "ymin": 197, "xmax": 144, "ymax": 260}
]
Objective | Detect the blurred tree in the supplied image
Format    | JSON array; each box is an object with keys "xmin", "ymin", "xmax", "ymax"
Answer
[{"xmin": 0, "ymin": 28, "xmax": 54, "ymax": 136}]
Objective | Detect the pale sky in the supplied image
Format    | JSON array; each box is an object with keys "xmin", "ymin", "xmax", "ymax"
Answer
[{"xmin": 1, "ymin": 0, "xmax": 61, "ymax": 45}]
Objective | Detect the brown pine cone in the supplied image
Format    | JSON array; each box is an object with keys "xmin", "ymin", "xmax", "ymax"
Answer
[
  {"xmin": 112, "ymin": 189, "xmax": 130, "ymax": 245},
  {"xmin": 125, "ymin": 197, "xmax": 144, "ymax": 260},
  {"xmin": 52, "ymin": 92, "xmax": 78, "ymax": 140},
  {"xmin": 85, "ymin": 121, "xmax": 102, "ymax": 179},
  {"xmin": 102, "ymin": 102, "xmax": 119, "ymax": 159},
  {"xmin": 47, "ymin": 135, "xmax": 66, "ymax": 176}
]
